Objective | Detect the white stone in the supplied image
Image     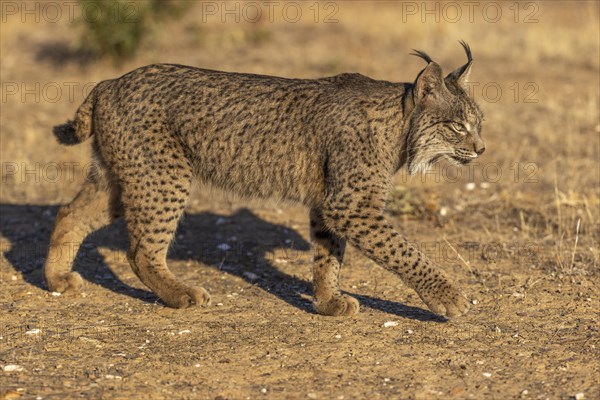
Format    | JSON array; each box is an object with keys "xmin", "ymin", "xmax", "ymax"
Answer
[
  {"xmin": 243, "ymin": 272, "xmax": 259, "ymax": 281},
  {"xmin": 3, "ymin": 365, "xmax": 24, "ymax": 372}
]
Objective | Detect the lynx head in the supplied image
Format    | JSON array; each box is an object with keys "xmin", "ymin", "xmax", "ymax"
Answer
[{"xmin": 406, "ymin": 41, "xmax": 485, "ymax": 175}]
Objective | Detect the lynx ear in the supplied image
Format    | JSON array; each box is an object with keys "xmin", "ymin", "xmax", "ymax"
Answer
[
  {"xmin": 446, "ymin": 40, "xmax": 473, "ymax": 88},
  {"xmin": 414, "ymin": 62, "xmax": 445, "ymax": 103}
]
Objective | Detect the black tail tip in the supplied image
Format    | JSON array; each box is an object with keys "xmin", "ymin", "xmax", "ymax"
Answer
[{"xmin": 53, "ymin": 121, "xmax": 79, "ymax": 145}]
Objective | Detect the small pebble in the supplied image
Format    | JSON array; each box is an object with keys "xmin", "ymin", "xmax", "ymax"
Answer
[
  {"xmin": 25, "ymin": 329, "xmax": 41, "ymax": 335},
  {"xmin": 217, "ymin": 243, "xmax": 231, "ymax": 251},
  {"xmin": 482, "ymin": 372, "xmax": 492, "ymax": 378},
  {"xmin": 480, "ymin": 182, "xmax": 490, "ymax": 189},
  {"xmin": 243, "ymin": 272, "xmax": 259, "ymax": 281},
  {"xmin": 465, "ymin": 182, "xmax": 476, "ymax": 191},
  {"xmin": 471, "ymin": 299, "xmax": 479, "ymax": 305},
  {"xmin": 3, "ymin": 364, "xmax": 25, "ymax": 372},
  {"xmin": 178, "ymin": 330, "xmax": 191, "ymax": 335},
  {"xmin": 51, "ymin": 292, "xmax": 62, "ymax": 296},
  {"xmin": 383, "ymin": 321, "xmax": 399, "ymax": 328},
  {"xmin": 575, "ymin": 393, "xmax": 585, "ymax": 400}
]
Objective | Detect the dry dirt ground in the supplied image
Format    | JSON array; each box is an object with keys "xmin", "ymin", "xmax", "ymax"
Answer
[{"xmin": 1, "ymin": 1, "xmax": 599, "ymax": 399}]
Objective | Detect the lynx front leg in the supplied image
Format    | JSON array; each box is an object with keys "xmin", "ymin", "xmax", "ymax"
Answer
[
  {"xmin": 310, "ymin": 209, "xmax": 359, "ymax": 316},
  {"xmin": 322, "ymin": 188, "xmax": 470, "ymax": 318}
]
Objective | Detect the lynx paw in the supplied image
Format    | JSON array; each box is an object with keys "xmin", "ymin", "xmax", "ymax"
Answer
[
  {"xmin": 162, "ymin": 286, "xmax": 211, "ymax": 309},
  {"xmin": 314, "ymin": 294, "xmax": 360, "ymax": 316},
  {"xmin": 418, "ymin": 283, "xmax": 470, "ymax": 318},
  {"xmin": 46, "ymin": 272, "xmax": 83, "ymax": 293}
]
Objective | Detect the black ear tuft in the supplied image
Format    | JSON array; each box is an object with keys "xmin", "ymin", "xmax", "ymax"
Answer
[
  {"xmin": 458, "ymin": 40, "xmax": 473, "ymax": 63},
  {"xmin": 410, "ymin": 49, "xmax": 434, "ymax": 64},
  {"xmin": 446, "ymin": 40, "xmax": 473, "ymax": 89}
]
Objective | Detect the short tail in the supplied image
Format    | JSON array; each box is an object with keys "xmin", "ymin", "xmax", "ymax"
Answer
[
  {"xmin": 53, "ymin": 80, "xmax": 109, "ymax": 145},
  {"xmin": 53, "ymin": 120, "xmax": 81, "ymax": 145}
]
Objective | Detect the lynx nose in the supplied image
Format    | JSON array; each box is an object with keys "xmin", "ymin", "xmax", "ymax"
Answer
[{"xmin": 473, "ymin": 137, "xmax": 485, "ymax": 155}]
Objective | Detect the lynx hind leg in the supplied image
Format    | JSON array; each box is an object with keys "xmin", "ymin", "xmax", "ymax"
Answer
[
  {"xmin": 44, "ymin": 166, "xmax": 121, "ymax": 293},
  {"xmin": 120, "ymin": 158, "xmax": 210, "ymax": 309},
  {"xmin": 310, "ymin": 209, "xmax": 359, "ymax": 316}
]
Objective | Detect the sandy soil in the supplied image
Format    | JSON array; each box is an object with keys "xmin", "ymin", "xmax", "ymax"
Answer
[{"xmin": 1, "ymin": 2, "xmax": 598, "ymax": 399}]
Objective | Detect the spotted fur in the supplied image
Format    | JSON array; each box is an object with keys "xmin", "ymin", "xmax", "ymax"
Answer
[{"xmin": 45, "ymin": 42, "xmax": 484, "ymax": 317}]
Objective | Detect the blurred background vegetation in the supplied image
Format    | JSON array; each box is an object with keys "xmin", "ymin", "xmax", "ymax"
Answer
[{"xmin": 76, "ymin": 0, "xmax": 189, "ymax": 63}]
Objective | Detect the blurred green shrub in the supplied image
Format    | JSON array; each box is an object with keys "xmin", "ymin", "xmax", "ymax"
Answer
[{"xmin": 77, "ymin": 0, "xmax": 188, "ymax": 64}]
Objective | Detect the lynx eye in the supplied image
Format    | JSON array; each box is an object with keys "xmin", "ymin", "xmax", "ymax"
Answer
[{"xmin": 450, "ymin": 122, "xmax": 466, "ymax": 135}]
